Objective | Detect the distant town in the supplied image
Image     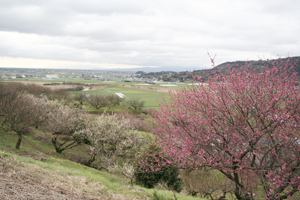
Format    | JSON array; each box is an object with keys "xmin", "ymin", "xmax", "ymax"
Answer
[{"xmin": 0, "ymin": 67, "xmax": 193, "ymax": 84}]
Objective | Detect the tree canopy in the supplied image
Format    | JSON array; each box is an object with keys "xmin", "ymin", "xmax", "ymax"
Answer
[{"xmin": 148, "ymin": 58, "xmax": 300, "ymax": 199}]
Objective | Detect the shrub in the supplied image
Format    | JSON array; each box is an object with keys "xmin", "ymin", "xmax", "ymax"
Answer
[
  {"xmin": 135, "ymin": 145, "xmax": 183, "ymax": 192},
  {"xmin": 115, "ymin": 112, "xmax": 150, "ymax": 132},
  {"xmin": 67, "ymin": 85, "xmax": 84, "ymax": 91}
]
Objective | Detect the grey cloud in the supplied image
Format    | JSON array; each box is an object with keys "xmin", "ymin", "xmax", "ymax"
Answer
[{"xmin": 0, "ymin": 0, "xmax": 299, "ymax": 69}]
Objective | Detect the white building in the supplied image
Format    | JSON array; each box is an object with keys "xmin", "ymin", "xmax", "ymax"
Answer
[{"xmin": 46, "ymin": 74, "xmax": 58, "ymax": 79}]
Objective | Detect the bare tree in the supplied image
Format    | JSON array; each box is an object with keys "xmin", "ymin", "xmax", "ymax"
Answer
[
  {"xmin": 20, "ymin": 83, "xmax": 51, "ymax": 97},
  {"xmin": 73, "ymin": 93, "xmax": 87, "ymax": 105},
  {"xmin": 45, "ymin": 89, "xmax": 70, "ymax": 102},
  {"xmin": 126, "ymin": 99, "xmax": 145, "ymax": 112},
  {"xmin": 106, "ymin": 94, "xmax": 123, "ymax": 106},
  {"xmin": 89, "ymin": 95, "xmax": 111, "ymax": 110},
  {"xmin": 0, "ymin": 90, "xmax": 49, "ymax": 149}
]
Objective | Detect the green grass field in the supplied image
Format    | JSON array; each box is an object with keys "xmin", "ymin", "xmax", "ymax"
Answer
[
  {"xmin": 72, "ymin": 85, "xmax": 171, "ymax": 109},
  {"xmin": 3, "ymin": 76, "xmax": 189, "ymax": 88}
]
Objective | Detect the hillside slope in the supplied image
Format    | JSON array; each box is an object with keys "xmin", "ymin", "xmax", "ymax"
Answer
[
  {"xmin": 214, "ymin": 56, "xmax": 300, "ymax": 73},
  {"xmin": 0, "ymin": 130, "xmax": 205, "ymax": 200},
  {"xmin": 0, "ymin": 152, "xmax": 148, "ymax": 200}
]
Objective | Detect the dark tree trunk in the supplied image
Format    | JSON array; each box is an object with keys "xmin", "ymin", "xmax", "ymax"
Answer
[
  {"xmin": 52, "ymin": 137, "xmax": 63, "ymax": 153},
  {"xmin": 51, "ymin": 135, "xmax": 79, "ymax": 153},
  {"xmin": 86, "ymin": 154, "xmax": 96, "ymax": 167},
  {"xmin": 54, "ymin": 146, "xmax": 63, "ymax": 153},
  {"xmin": 234, "ymin": 190, "xmax": 254, "ymax": 200},
  {"xmin": 15, "ymin": 136, "xmax": 22, "ymax": 149}
]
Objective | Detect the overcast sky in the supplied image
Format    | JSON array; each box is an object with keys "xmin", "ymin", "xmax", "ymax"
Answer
[{"xmin": 0, "ymin": 0, "xmax": 299, "ymax": 71}]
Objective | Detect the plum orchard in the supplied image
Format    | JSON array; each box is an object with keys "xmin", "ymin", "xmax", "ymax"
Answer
[{"xmin": 148, "ymin": 59, "xmax": 300, "ymax": 199}]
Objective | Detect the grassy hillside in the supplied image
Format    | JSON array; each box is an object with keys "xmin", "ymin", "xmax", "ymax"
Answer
[
  {"xmin": 194, "ymin": 56, "xmax": 300, "ymax": 82},
  {"xmin": 0, "ymin": 129, "xmax": 206, "ymax": 200}
]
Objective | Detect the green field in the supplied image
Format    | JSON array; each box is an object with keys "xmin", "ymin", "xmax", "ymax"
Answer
[
  {"xmin": 2, "ymin": 77, "xmax": 189, "ymax": 88},
  {"xmin": 72, "ymin": 85, "xmax": 171, "ymax": 109}
]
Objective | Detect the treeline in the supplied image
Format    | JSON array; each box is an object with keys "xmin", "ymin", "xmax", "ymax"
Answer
[
  {"xmin": 138, "ymin": 71, "xmax": 193, "ymax": 82},
  {"xmin": 73, "ymin": 93, "xmax": 146, "ymax": 115},
  {"xmin": 44, "ymin": 81, "xmax": 101, "ymax": 86}
]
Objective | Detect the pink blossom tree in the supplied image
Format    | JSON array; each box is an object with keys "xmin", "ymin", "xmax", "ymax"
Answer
[{"xmin": 150, "ymin": 59, "xmax": 300, "ymax": 199}]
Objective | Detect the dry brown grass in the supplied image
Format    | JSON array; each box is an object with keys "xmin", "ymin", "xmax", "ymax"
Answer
[
  {"xmin": 4, "ymin": 81, "xmax": 104, "ymax": 91},
  {"xmin": 0, "ymin": 155, "xmax": 149, "ymax": 200}
]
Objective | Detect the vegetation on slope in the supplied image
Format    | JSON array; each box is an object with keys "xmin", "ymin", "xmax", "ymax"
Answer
[{"xmin": 0, "ymin": 132, "xmax": 205, "ymax": 200}]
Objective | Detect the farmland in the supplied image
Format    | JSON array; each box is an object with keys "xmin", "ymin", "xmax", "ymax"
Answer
[
  {"xmin": 4, "ymin": 79, "xmax": 178, "ymax": 109},
  {"xmin": 0, "ymin": 67, "xmax": 190, "ymax": 110},
  {"xmin": 71, "ymin": 85, "xmax": 170, "ymax": 109}
]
